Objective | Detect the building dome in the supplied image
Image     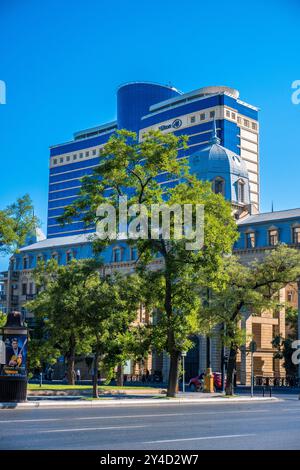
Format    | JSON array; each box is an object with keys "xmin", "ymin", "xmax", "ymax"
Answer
[{"xmin": 189, "ymin": 121, "xmax": 250, "ymax": 207}]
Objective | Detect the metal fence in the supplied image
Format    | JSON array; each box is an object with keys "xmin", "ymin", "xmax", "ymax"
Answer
[{"xmin": 254, "ymin": 376, "xmax": 300, "ymax": 387}]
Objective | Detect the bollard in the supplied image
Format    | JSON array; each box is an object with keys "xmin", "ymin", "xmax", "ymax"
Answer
[{"xmin": 262, "ymin": 386, "xmax": 265, "ymax": 397}]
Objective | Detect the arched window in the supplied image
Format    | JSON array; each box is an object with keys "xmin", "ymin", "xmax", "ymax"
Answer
[
  {"xmin": 238, "ymin": 179, "xmax": 245, "ymax": 203},
  {"xmin": 245, "ymin": 231, "xmax": 256, "ymax": 248},
  {"xmin": 292, "ymin": 226, "xmax": 300, "ymax": 245},
  {"xmin": 130, "ymin": 246, "xmax": 138, "ymax": 261},
  {"xmin": 23, "ymin": 257, "xmax": 29, "ymax": 270},
  {"xmin": 51, "ymin": 252, "xmax": 60, "ymax": 263},
  {"xmin": 37, "ymin": 254, "xmax": 43, "ymax": 264},
  {"xmin": 112, "ymin": 247, "xmax": 122, "ymax": 263},
  {"xmin": 268, "ymin": 228, "xmax": 279, "ymax": 246},
  {"xmin": 213, "ymin": 177, "xmax": 225, "ymax": 195},
  {"xmin": 66, "ymin": 251, "xmax": 73, "ymax": 263}
]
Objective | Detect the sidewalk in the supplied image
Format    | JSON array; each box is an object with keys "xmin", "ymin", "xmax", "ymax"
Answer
[{"xmin": 0, "ymin": 393, "xmax": 280, "ymax": 409}]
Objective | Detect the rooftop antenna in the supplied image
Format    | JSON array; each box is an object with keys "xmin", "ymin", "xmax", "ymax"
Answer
[
  {"xmin": 211, "ymin": 118, "xmax": 220, "ymax": 144},
  {"xmin": 271, "ymin": 201, "xmax": 274, "ymax": 213}
]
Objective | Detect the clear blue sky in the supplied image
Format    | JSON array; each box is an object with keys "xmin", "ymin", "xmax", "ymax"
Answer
[{"xmin": 0, "ymin": 0, "xmax": 299, "ymax": 268}]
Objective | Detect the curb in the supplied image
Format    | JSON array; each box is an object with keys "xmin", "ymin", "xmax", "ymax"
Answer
[{"xmin": 0, "ymin": 396, "xmax": 279, "ymax": 409}]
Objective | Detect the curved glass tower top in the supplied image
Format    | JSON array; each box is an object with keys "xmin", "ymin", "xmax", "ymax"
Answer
[{"xmin": 117, "ymin": 82, "xmax": 181, "ymax": 134}]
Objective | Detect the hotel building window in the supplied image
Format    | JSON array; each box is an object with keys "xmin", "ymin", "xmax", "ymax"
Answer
[
  {"xmin": 244, "ymin": 119, "xmax": 249, "ymax": 127},
  {"xmin": 200, "ymin": 113, "xmax": 205, "ymax": 121},
  {"xmin": 113, "ymin": 247, "xmax": 122, "ymax": 263},
  {"xmin": 23, "ymin": 257, "xmax": 28, "ymax": 269},
  {"xmin": 252, "ymin": 122, "xmax": 257, "ymax": 131},
  {"xmin": 292, "ymin": 227, "xmax": 300, "ymax": 244},
  {"xmin": 210, "ymin": 110, "xmax": 215, "ymax": 118},
  {"xmin": 238, "ymin": 180, "xmax": 245, "ymax": 203},
  {"xmin": 231, "ymin": 112, "xmax": 236, "ymax": 119},
  {"xmin": 226, "ymin": 110, "xmax": 230, "ymax": 117},
  {"xmin": 213, "ymin": 177, "xmax": 225, "ymax": 195},
  {"xmin": 52, "ymin": 252, "xmax": 60, "ymax": 262},
  {"xmin": 53, "ymin": 159, "xmax": 57, "ymax": 165},
  {"xmin": 237, "ymin": 116, "xmax": 241, "ymax": 124},
  {"xmin": 60, "ymin": 157, "xmax": 64, "ymax": 163},
  {"xmin": 93, "ymin": 149, "xmax": 97, "ymax": 155},
  {"xmin": 22, "ymin": 283, "xmax": 27, "ymax": 296},
  {"xmin": 85, "ymin": 151, "xmax": 89, "ymax": 157},
  {"xmin": 190, "ymin": 116, "xmax": 196, "ymax": 123},
  {"xmin": 246, "ymin": 232, "xmax": 256, "ymax": 249},
  {"xmin": 287, "ymin": 291, "xmax": 294, "ymax": 302},
  {"xmin": 269, "ymin": 229, "xmax": 279, "ymax": 246},
  {"xmin": 73, "ymin": 155, "xmax": 77, "ymax": 160},
  {"xmin": 66, "ymin": 155, "xmax": 70, "ymax": 162}
]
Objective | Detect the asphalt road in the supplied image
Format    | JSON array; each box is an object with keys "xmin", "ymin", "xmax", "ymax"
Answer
[{"xmin": 0, "ymin": 398, "xmax": 300, "ymax": 450}]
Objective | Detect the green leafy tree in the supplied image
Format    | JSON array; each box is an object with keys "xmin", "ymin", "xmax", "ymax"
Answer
[
  {"xmin": 81, "ymin": 272, "xmax": 144, "ymax": 397},
  {"xmin": 272, "ymin": 305, "xmax": 299, "ymax": 377},
  {"xmin": 0, "ymin": 194, "xmax": 39, "ymax": 254},
  {"xmin": 204, "ymin": 245, "xmax": 300, "ymax": 395},
  {"xmin": 27, "ymin": 259, "xmax": 100, "ymax": 384},
  {"xmin": 58, "ymin": 129, "xmax": 238, "ymax": 397},
  {"xmin": 0, "ymin": 311, "xmax": 6, "ymax": 327}
]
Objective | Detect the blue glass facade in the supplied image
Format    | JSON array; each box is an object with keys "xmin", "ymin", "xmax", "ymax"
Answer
[{"xmin": 47, "ymin": 82, "xmax": 260, "ymax": 238}]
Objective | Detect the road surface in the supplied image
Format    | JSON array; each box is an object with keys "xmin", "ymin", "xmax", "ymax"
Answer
[{"xmin": 0, "ymin": 398, "xmax": 300, "ymax": 450}]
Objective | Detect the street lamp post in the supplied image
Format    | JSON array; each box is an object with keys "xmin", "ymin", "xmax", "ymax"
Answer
[
  {"xmin": 249, "ymin": 340, "xmax": 257, "ymax": 398},
  {"xmin": 204, "ymin": 288, "xmax": 214, "ymax": 393},
  {"xmin": 221, "ymin": 323, "xmax": 227, "ymax": 393},
  {"xmin": 181, "ymin": 351, "xmax": 187, "ymax": 393}
]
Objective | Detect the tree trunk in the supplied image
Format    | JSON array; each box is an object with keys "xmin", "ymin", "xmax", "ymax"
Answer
[
  {"xmin": 225, "ymin": 344, "xmax": 237, "ymax": 396},
  {"xmin": 67, "ymin": 351, "xmax": 75, "ymax": 385},
  {"xmin": 93, "ymin": 349, "xmax": 100, "ymax": 399},
  {"xmin": 116, "ymin": 363, "xmax": 124, "ymax": 387},
  {"xmin": 167, "ymin": 350, "xmax": 180, "ymax": 397},
  {"xmin": 66, "ymin": 335, "xmax": 76, "ymax": 385}
]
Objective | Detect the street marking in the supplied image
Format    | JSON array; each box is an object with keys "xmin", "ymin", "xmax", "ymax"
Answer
[
  {"xmin": 39, "ymin": 424, "xmax": 148, "ymax": 433},
  {"xmin": 144, "ymin": 433, "xmax": 256, "ymax": 444},
  {"xmin": 0, "ymin": 409, "xmax": 271, "ymax": 424}
]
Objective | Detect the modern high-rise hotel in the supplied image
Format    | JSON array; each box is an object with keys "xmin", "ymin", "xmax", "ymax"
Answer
[{"xmin": 48, "ymin": 83, "xmax": 259, "ymax": 239}]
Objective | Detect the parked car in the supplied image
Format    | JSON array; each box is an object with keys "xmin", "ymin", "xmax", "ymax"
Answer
[{"xmin": 188, "ymin": 372, "xmax": 225, "ymax": 392}]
